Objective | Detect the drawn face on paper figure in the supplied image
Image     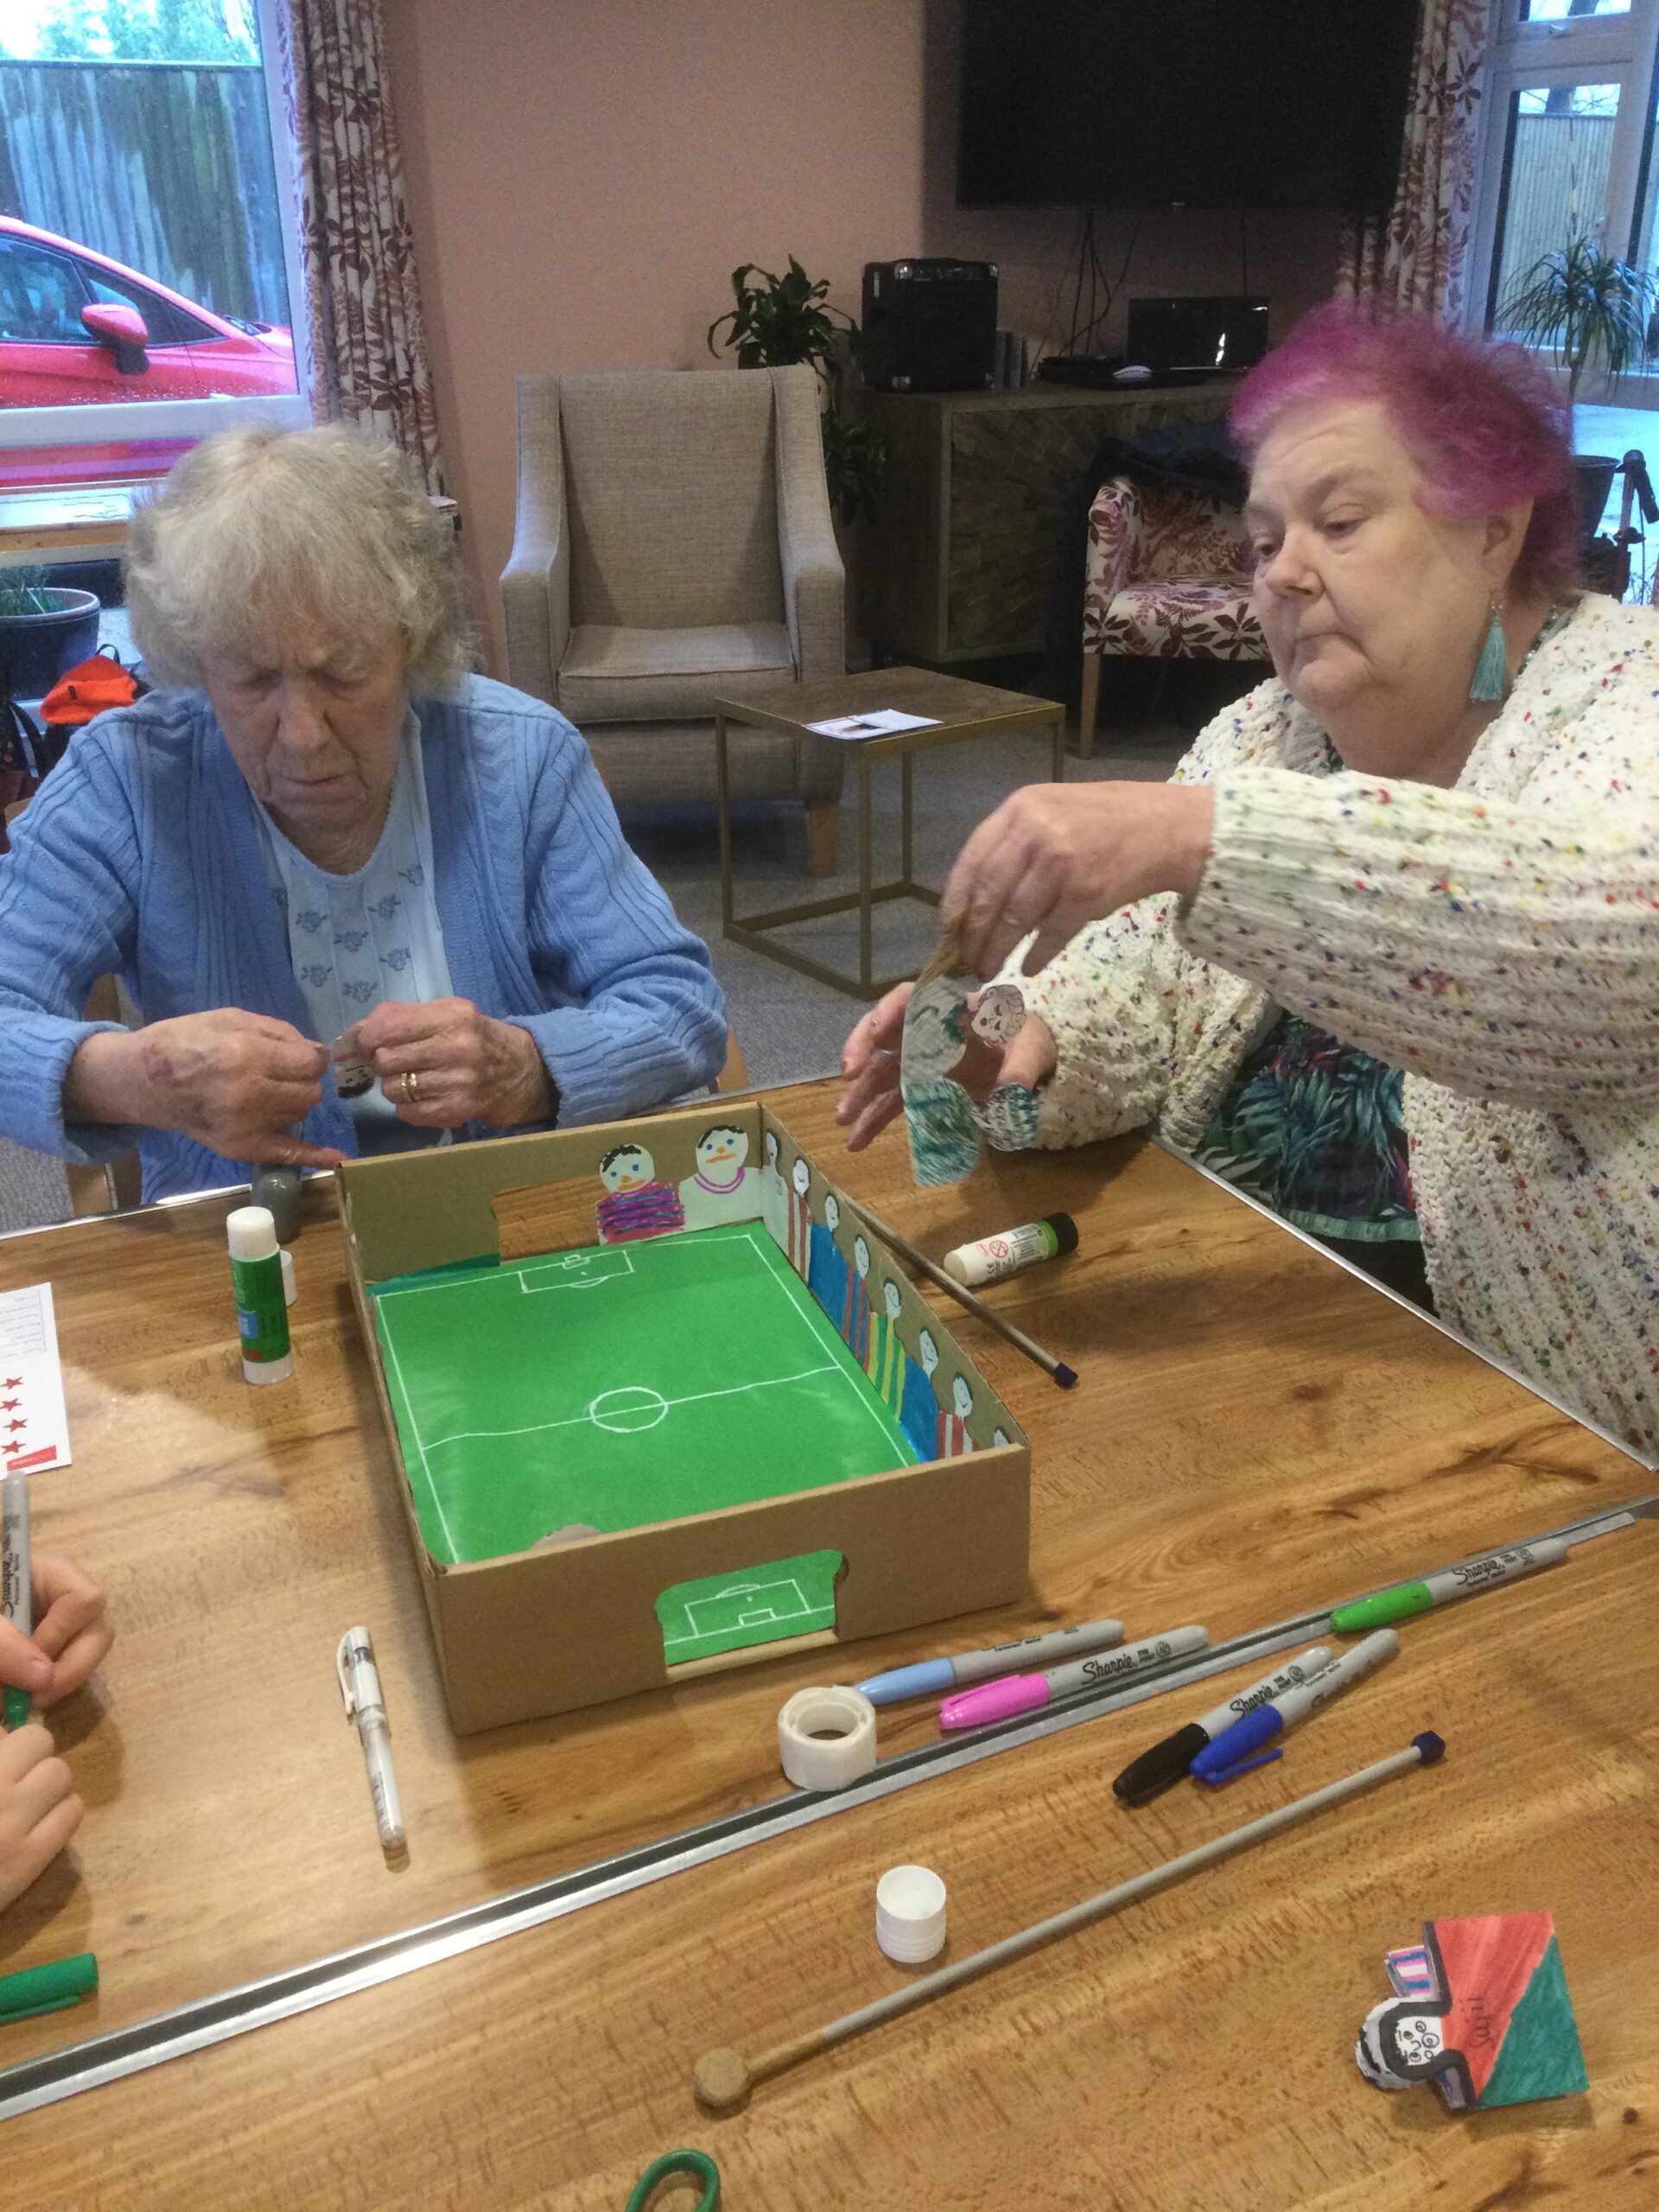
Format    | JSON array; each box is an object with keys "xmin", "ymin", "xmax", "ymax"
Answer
[
  {"xmin": 1383, "ymin": 2012, "xmax": 1445, "ymax": 2075},
  {"xmin": 696, "ymin": 1124, "xmax": 748, "ymax": 1178},
  {"xmin": 823, "ymin": 1192, "xmax": 841, "ymax": 1235},
  {"xmin": 791, "ymin": 1157, "xmax": 810, "ymax": 1200},
  {"xmin": 951, "ymin": 1374, "xmax": 974, "ymax": 1421},
  {"xmin": 971, "ymin": 983, "xmax": 1026, "ymax": 1046},
  {"xmin": 918, "ymin": 1327, "xmax": 939, "ymax": 1376},
  {"xmin": 765, "ymin": 1131, "xmax": 779, "ymax": 1170},
  {"xmin": 853, "ymin": 1234, "xmax": 871, "ymax": 1280},
  {"xmin": 904, "ymin": 981, "xmax": 967, "ymax": 1080},
  {"xmin": 882, "ymin": 1279, "xmax": 902, "ymax": 1321},
  {"xmin": 600, "ymin": 1144, "xmax": 653, "ymax": 1194}
]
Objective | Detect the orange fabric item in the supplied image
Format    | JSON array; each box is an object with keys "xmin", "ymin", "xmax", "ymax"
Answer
[{"xmin": 41, "ymin": 655, "xmax": 143, "ymax": 727}]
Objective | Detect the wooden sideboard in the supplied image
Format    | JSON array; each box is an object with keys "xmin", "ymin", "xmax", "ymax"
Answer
[{"xmin": 863, "ymin": 379, "xmax": 1238, "ymax": 664}]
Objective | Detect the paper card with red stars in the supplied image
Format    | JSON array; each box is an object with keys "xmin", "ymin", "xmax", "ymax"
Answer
[{"xmin": 0, "ymin": 1282, "xmax": 72, "ymax": 1475}]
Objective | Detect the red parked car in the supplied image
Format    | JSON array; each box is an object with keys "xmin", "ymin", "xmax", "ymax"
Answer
[{"xmin": 0, "ymin": 215, "xmax": 297, "ymax": 490}]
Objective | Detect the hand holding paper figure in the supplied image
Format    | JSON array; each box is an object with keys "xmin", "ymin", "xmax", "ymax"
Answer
[{"xmin": 836, "ymin": 981, "xmax": 1056, "ymax": 1155}]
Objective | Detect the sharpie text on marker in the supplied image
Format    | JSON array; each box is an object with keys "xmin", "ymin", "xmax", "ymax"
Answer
[
  {"xmin": 1111, "ymin": 1643, "xmax": 1336, "ymax": 1806},
  {"xmin": 1331, "ymin": 1539, "xmax": 1567, "ymax": 1633},
  {"xmin": 855, "ymin": 1616, "xmax": 1126, "ymax": 1706},
  {"xmin": 938, "ymin": 1625, "xmax": 1209, "ymax": 1730},
  {"xmin": 1190, "ymin": 1629, "xmax": 1399, "ymax": 1785}
]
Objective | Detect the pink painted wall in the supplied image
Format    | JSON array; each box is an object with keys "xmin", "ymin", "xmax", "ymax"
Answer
[{"xmin": 385, "ymin": 0, "xmax": 1340, "ymax": 675}]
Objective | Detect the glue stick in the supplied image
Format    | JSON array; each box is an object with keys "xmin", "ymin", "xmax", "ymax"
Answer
[
  {"xmin": 943, "ymin": 1212, "xmax": 1077, "ymax": 1289},
  {"xmin": 227, "ymin": 1205, "xmax": 293, "ymax": 1385}
]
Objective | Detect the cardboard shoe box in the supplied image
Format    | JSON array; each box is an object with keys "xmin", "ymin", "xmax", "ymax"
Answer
[{"xmin": 336, "ymin": 1100, "xmax": 1031, "ymax": 1732}]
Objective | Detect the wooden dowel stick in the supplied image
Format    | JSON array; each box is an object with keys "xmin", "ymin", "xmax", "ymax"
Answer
[
  {"xmin": 839, "ymin": 1192, "xmax": 1078, "ymax": 1389},
  {"xmin": 693, "ymin": 1733, "xmax": 1444, "ymax": 2113}
]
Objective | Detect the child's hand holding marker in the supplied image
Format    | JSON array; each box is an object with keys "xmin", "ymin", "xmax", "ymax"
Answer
[{"xmin": 0, "ymin": 1552, "xmax": 114, "ymax": 1712}]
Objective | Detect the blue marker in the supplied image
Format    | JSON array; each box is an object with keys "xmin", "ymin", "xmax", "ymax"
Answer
[
  {"xmin": 1191, "ymin": 1629, "xmax": 1399, "ymax": 1785},
  {"xmin": 855, "ymin": 1616, "xmax": 1126, "ymax": 1706}
]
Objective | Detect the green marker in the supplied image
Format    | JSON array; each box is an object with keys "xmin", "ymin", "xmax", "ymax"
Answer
[
  {"xmin": 1332, "ymin": 1538, "xmax": 1568, "ymax": 1633},
  {"xmin": 2, "ymin": 1469, "xmax": 31, "ymax": 1731},
  {"xmin": 0, "ymin": 1953, "xmax": 98, "ymax": 2025}
]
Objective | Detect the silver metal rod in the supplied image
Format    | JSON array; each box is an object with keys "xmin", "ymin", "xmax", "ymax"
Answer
[{"xmin": 2, "ymin": 1485, "xmax": 1651, "ymax": 2121}]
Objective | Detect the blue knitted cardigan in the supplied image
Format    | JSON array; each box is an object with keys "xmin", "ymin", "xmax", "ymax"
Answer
[{"xmin": 0, "ymin": 674, "xmax": 728, "ymax": 1200}]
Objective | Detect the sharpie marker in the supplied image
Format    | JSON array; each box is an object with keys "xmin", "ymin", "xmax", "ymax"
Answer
[
  {"xmin": 1111, "ymin": 1644, "xmax": 1335, "ymax": 1807},
  {"xmin": 856, "ymin": 1617, "xmax": 1127, "ymax": 1707},
  {"xmin": 1331, "ymin": 1539, "xmax": 1567, "ymax": 1633},
  {"xmin": 1191, "ymin": 1629, "xmax": 1398, "ymax": 1785},
  {"xmin": 940, "ymin": 1625, "xmax": 1209, "ymax": 1731},
  {"xmin": 1, "ymin": 1471, "xmax": 31, "ymax": 1732}
]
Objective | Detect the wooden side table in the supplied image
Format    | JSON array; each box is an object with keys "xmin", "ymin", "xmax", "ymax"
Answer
[{"xmin": 713, "ymin": 666, "xmax": 1065, "ymax": 998}]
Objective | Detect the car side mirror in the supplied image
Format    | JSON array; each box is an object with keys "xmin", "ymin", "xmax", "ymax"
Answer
[{"xmin": 80, "ymin": 301, "xmax": 150, "ymax": 375}]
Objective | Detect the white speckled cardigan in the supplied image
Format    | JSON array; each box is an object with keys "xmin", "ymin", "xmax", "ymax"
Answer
[{"xmin": 1015, "ymin": 594, "xmax": 1659, "ymax": 1456}]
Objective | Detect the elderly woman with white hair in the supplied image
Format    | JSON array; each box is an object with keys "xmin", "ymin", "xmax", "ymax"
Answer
[{"xmin": 0, "ymin": 427, "xmax": 727, "ymax": 1199}]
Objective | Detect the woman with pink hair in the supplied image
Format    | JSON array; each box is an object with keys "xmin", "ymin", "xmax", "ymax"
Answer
[{"xmin": 840, "ymin": 302, "xmax": 1659, "ymax": 1454}]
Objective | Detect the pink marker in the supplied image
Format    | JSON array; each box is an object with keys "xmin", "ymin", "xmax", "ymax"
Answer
[{"xmin": 939, "ymin": 1624, "xmax": 1210, "ymax": 1731}]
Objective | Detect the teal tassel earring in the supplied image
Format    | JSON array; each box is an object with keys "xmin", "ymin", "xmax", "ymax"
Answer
[{"xmin": 1470, "ymin": 596, "xmax": 1508, "ymax": 702}]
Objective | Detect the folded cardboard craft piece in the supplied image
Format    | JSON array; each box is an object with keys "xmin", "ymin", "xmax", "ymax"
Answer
[{"xmin": 336, "ymin": 1101, "xmax": 1031, "ymax": 1732}]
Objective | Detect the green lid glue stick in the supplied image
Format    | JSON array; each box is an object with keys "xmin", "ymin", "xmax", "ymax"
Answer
[{"xmin": 227, "ymin": 1205, "xmax": 293, "ymax": 1385}]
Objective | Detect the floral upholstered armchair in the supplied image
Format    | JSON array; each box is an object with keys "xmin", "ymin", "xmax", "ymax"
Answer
[{"xmin": 1078, "ymin": 476, "xmax": 1268, "ymax": 756}]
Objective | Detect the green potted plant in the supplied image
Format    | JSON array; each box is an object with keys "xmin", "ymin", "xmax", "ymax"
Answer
[
  {"xmin": 0, "ymin": 568, "xmax": 102, "ymax": 699},
  {"xmin": 707, "ymin": 257, "xmax": 888, "ymax": 525},
  {"xmin": 1500, "ymin": 232, "xmax": 1659, "ymax": 543},
  {"xmin": 1499, "ymin": 232, "xmax": 1657, "ymax": 402}
]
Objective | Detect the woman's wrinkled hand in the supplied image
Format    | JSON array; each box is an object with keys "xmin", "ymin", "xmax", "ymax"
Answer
[
  {"xmin": 0, "ymin": 1553, "xmax": 114, "ymax": 1711},
  {"xmin": 940, "ymin": 780, "xmax": 1216, "ymax": 979},
  {"xmin": 835, "ymin": 982, "xmax": 1057, "ymax": 1153},
  {"xmin": 352, "ymin": 998, "xmax": 551, "ymax": 1128},
  {"xmin": 65, "ymin": 1011, "xmax": 343, "ymax": 1168}
]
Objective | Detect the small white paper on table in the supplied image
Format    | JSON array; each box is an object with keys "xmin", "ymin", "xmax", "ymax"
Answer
[
  {"xmin": 804, "ymin": 709, "xmax": 942, "ymax": 740},
  {"xmin": 0, "ymin": 1283, "xmax": 73, "ymax": 1474}
]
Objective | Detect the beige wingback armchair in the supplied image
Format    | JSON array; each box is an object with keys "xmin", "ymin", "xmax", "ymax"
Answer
[{"xmin": 500, "ymin": 364, "xmax": 847, "ymax": 872}]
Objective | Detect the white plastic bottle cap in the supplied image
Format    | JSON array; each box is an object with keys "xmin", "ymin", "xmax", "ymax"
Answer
[
  {"xmin": 280, "ymin": 1249, "xmax": 296, "ymax": 1307},
  {"xmin": 226, "ymin": 1205, "xmax": 278, "ymax": 1262},
  {"xmin": 777, "ymin": 1686, "xmax": 878, "ymax": 1792},
  {"xmin": 875, "ymin": 1864, "xmax": 948, "ymax": 1964}
]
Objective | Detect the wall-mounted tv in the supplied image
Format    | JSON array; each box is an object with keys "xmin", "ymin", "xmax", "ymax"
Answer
[{"xmin": 957, "ymin": 1, "xmax": 1418, "ymax": 213}]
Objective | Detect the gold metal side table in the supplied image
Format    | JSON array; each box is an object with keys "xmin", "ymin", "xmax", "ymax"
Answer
[{"xmin": 713, "ymin": 666, "xmax": 1065, "ymax": 1000}]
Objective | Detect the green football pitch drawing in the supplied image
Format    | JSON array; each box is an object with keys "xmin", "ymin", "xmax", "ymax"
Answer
[{"xmin": 371, "ymin": 1224, "xmax": 918, "ymax": 1587}]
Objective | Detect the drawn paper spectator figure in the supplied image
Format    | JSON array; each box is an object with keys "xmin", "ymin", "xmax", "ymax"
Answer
[
  {"xmin": 901, "ymin": 1324, "xmax": 943, "ymax": 1460},
  {"xmin": 941, "ymin": 1373, "xmax": 976, "ymax": 1457},
  {"xmin": 761, "ymin": 1129, "xmax": 790, "ymax": 1249},
  {"xmin": 596, "ymin": 1142, "xmax": 684, "ymax": 1244},
  {"xmin": 809, "ymin": 1190, "xmax": 851, "ymax": 1325},
  {"xmin": 679, "ymin": 1123, "xmax": 753, "ymax": 1230},
  {"xmin": 868, "ymin": 1276, "xmax": 907, "ymax": 1410},
  {"xmin": 839, "ymin": 1231, "xmax": 873, "ymax": 1363},
  {"xmin": 902, "ymin": 963, "xmax": 1039, "ymax": 1180},
  {"xmin": 785, "ymin": 1155, "xmax": 813, "ymax": 1278}
]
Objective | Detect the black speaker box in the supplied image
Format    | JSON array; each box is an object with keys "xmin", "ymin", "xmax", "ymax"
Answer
[{"xmin": 861, "ymin": 260, "xmax": 998, "ymax": 392}]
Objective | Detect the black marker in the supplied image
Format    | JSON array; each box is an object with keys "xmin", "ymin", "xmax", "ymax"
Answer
[{"xmin": 1110, "ymin": 1643, "xmax": 1333, "ymax": 1807}]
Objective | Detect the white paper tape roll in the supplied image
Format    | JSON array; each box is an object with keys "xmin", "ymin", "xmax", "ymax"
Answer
[{"xmin": 778, "ymin": 1685, "xmax": 878, "ymax": 1792}]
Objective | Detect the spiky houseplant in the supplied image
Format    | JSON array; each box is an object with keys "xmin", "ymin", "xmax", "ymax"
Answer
[
  {"xmin": 707, "ymin": 257, "xmax": 887, "ymax": 525},
  {"xmin": 1499, "ymin": 232, "xmax": 1658, "ymax": 402}
]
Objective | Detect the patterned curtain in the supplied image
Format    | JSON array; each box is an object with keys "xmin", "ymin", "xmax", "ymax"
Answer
[
  {"xmin": 275, "ymin": 0, "xmax": 445, "ymax": 493},
  {"xmin": 1336, "ymin": 0, "xmax": 1489, "ymax": 322}
]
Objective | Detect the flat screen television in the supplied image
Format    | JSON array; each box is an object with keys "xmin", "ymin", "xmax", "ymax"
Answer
[{"xmin": 957, "ymin": 1, "xmax": 1418, "ymax": 213}]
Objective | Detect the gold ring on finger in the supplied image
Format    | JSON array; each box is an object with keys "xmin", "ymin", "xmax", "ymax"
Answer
[{"xmin": 402, "ymin": 1069, "xmax": 420, "ymax": 1103}]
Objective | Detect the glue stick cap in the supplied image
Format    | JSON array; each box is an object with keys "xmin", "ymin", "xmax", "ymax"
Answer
[
  {"xmin": 226, "ymin": 1205, "xmax": 278, "ymax": 1262},
  {"xmin": 1045, "ymin": 1212, "xmax": 1079, "ymax": 1255},
  {"xmin": 875, "ymin": 1864, "xmax": 947, "ymax": 1965}
]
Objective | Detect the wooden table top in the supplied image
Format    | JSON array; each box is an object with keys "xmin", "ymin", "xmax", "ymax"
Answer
[{"xmin": 0, "ymin": 1080, "xmax": 1654, "ymax": 2209}]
